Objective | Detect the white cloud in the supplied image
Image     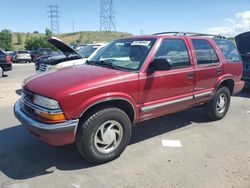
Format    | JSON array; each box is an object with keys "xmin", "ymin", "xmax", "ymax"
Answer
[{"xmin": 206, "ymin": 11, "xmax": 250, "ymax": 37}]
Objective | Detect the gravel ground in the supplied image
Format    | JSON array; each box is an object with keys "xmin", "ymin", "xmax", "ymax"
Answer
[{"xmin": 0, "ymin": 64, "xmax": 250, "ymax": 188}]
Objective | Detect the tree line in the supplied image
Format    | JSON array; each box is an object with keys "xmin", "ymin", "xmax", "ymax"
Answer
[{"xmin": 0, "ymin": 28, "xmax": 55, "ymax": 51}]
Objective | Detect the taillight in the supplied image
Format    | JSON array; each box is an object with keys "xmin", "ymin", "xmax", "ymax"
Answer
[{"xmin": 5, "ymin": 55, "xmax": 11, "ymax": 63}]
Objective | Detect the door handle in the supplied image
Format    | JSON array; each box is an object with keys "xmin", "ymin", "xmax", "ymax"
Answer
[
  {"xmin": 187, "ymin": 72, "xmax": 194, "ymax": 78},
  {"xmin": 217, "ymin": 68, "xmax": 222, "ymax": 74}
]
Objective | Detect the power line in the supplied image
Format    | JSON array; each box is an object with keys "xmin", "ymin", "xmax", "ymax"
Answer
[
  {"xmin": 100, "ymin": 0, "xmax": 116, "ymax": 32},
  {"xmin": 47, "ymin": 4, "xmax": 60, "ymax": 34}
]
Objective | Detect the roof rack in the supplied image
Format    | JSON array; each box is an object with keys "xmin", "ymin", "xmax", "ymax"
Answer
[{"xmin": 152, "ymin": 32, "xmax": 226, "ymax": 39}]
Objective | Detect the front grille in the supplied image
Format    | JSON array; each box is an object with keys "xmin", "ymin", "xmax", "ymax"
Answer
[
  {"xmin": 39, "ymin": 64, "xmax": 47, "ymax": 72},
  {"xmin": 22, "ymin": 89, "xmax": 34, "ymax": 103},
  {"xmin": 21, "ymin": 89, "xmax": 35, "ymax": 116}
]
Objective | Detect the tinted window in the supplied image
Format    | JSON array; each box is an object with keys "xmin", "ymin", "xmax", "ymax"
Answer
[
  {"xmin": 154, "ymin": 39, "xmax": 190, "ymax": 69},
  {"xmin": 214, "ymin": 39, "xmax": 241, "ymax": 62},
  {"xmin": 192, "ymin": 39, "xmax": 218, "ymax": 64}
]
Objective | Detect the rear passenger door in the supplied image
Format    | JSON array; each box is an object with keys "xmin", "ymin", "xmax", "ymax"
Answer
[{"xmin": 191, "ymin": 38, "xmax": 221, "ymax": 98}]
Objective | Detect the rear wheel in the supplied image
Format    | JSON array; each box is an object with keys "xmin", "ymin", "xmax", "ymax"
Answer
[
  {"xmin": 204, "ymin": 87, "xmax": 231, "ymax": 120},
  {"xmin": 76, "ymin": 107, "xmax": 132, "ymax": 164}
]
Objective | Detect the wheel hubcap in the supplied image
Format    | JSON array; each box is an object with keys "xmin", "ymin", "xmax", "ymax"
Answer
[
  {"xmin": 94, "ymin": 120, "xmax": 123, "ymax": 154},
  {"xmin": 216, "ymin": 93, "xmax": 227, "ymax": 114}
]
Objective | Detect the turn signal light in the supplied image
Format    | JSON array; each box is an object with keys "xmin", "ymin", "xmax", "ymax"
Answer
[{"xmin": 36, "ymin": 111, "xmax": 66, "ymax": 121}]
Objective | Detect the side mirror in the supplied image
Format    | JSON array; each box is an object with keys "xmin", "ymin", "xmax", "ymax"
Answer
[{"xmin": 147, "ymin": 58, "xmax": 171, "ymax": 73}]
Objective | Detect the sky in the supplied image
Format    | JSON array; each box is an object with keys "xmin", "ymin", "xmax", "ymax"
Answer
[{"xmin": 1, "ymin": 0, "xmax": 250, "ymax": 37}]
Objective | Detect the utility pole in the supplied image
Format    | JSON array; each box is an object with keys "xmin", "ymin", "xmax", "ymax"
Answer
[
  {"xmin": 100, "ymin": 0, "xmax": 116, "ymax": 32},
  {"xmin": 47, "ymin": 4, "xmax": 60, "ymax": 34}
]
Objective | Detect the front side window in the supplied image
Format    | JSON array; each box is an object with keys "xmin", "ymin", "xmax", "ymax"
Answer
[
  {"xmin": 153, "ymin": 39, "xmax": 190, "ymax": 69},
  {"xmin": 214, "ymin": 39, "xmax": 241, "ymax": 62},
  {"xmin": 89, "ymin": 38, "xmax": 156, "ymax": 71},
  {"xmin": 192, "ymin": 39, "xmax": 219, "ymax": 64}
]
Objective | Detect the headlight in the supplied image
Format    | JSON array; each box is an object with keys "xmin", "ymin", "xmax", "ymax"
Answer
[{"xmin": 33, "ymin": 95, "xmax": 60, "ymax": 109}]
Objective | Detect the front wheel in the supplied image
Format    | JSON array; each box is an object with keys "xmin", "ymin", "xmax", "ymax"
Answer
[
  {"xmin": 204, "ymin": 87, "xmax": 231, "ymax": 120},
  {"xmin": 76, "ymin": 107, "xmax": 132, "ymax": 164}
]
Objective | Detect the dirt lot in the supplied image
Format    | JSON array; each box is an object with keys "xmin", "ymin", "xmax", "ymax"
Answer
[{"xmin": 0, "ymin": 64, "xmax": 250, "ymax": 188}]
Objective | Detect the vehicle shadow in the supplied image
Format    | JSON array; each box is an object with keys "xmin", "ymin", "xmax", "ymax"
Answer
[
  {"xmin": 0, "ymin": 107, "xmax": 209, "ymax": 180},
  {"xmin": 234, "ymin": 85, "xmax": 250, "ymax": 98}
]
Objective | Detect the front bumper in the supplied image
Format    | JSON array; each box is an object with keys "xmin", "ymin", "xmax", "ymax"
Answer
[{"xmin": 14, "ymin": 100, "xmax": 79, "ymax": 146}]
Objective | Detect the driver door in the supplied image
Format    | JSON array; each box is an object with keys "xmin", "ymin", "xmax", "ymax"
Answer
[{"xmin": 139, "ymin": 38, "xmax": 195, "ymax": 121}]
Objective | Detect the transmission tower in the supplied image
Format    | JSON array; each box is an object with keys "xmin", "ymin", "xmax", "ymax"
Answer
[
  {"xmin": 47, "ymin": 5, "xmax": 60, "ymax": 34},
  {"xmin": 100, "ymin": 0, "xmax": 116, "ymax": 32}
]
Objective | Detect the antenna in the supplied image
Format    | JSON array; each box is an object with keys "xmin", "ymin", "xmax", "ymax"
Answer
[
  {"xmin": 100, "ymin": 0, "xmax": 116, "ymax": 32},
  {"xmin": 47, "ymin": 4, "xmax": 60, "ymax": 34}
]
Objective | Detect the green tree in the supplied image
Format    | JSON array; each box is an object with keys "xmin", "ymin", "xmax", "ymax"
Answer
[
  {"xmin": 17, "ymin": 33, "xmax": 23, "ymax": 45},
  {"xmin": 0, "ymin": 29, "xmax": 13, "ymax": 51},
  {"xmin": 45, "ymin": 28, "xmax": 53, "ymax": 37},
  {"xmin": 25, "ymin": 36, "xmax": 56, "ymax": 50}
]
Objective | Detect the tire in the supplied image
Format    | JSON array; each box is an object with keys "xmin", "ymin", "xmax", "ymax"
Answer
[
  {"xmin": 76, "ymin": 107, "xmax": 132, "ymax": 164},
  {"xmin": 204, "ymin": 87, "xmax": 231, "ymax": 120}
]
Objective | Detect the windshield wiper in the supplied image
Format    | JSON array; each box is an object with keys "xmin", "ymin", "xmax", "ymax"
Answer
[{"xmin": 86, "ymin": 60, "xmax": 120, "ymax": 70}]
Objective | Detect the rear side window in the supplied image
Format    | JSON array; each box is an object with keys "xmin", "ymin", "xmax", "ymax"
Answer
[
  {"xmin": 214, "ymin": 39, "xmax": 241, "ymax": 62},
  {"xmin": 192, "ymin": 39, "xmax": 219, "ymax": 64},
  {"xmin": 154, "ymin": 39, "xmax": 190, "ymax": 69}
]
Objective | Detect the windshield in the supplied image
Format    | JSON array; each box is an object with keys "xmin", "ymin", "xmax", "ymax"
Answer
[
  {"xmin": 89, "ymin": 38, "xmax": 156, "ymax": 71},
  {"xmin": 78, "ymin": 45, "xmax": 100, "ymax": 58}
]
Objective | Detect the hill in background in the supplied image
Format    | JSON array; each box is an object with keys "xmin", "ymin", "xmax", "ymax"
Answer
[{"xmin": 12, "ymin": 31, "xmax": 132, "ymax": 50}]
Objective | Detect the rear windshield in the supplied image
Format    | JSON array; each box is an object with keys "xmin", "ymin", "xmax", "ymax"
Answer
[
  {"xmin": 214, "ymin": 39, "xmax": 241, "ymax": 62},
  {"xmin": 18, "ymin": 50, "xmax": 29, "ymax": 54}
]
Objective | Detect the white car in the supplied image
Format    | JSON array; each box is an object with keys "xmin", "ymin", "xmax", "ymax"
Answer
[
  {"xmin": 36, "ymin": 37, "xmax": 106, "ymax": 73},
  {"xmin": 14, "ymin": 50, "xmax": 31, "ymax": 63}
]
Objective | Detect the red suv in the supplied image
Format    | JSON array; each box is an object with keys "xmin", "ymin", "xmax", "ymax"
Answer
[{"xmin": 14, "ymin": 32, "xmax": 244, "ymax": 164}]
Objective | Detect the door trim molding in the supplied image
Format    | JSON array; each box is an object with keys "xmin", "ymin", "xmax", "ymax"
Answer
[{"xmin": 141, "ymin": 96, "xmax": 193, "ymax": 112}]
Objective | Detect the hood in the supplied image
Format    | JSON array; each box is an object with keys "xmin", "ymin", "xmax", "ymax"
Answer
[
  {"xmin": 47, "ymin": 37, "xmax": 82, "ymax": 58},
  {"xmin": 235, "ymin": 32, "xmax": 250, "ymax": 55},
  {"xmin": 23, "ymin": 65, "xmax": 137, "ymax": 100}
]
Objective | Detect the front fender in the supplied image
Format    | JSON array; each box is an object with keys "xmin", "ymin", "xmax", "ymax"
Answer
[{"xmin": 75, "ymin": 92, "xmax": 139, "ymax": 122}]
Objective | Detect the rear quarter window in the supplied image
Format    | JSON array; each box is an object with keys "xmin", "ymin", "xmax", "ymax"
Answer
[{"xmin": 214, "ymin": 39, "xmax": 241, "ymax": 62}]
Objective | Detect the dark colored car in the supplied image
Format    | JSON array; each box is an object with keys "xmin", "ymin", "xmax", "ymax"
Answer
[
  {"xmin": 235, "ymin": 31, "xmax": 250, "ymax": 85},
  {"xmin": 35, "ymin": 37, "xmax": 83, "ymax": 72},
  {"xmin": 32, "ymin": 48, "xmax": 53, "ymax": 62},
  {"xmin": 14, "ymin": 32, "xmax": 244, "ymax": 164},
  {"xmin": 0, "ymin": 48, "xmax": 12, "ymax": 77}
]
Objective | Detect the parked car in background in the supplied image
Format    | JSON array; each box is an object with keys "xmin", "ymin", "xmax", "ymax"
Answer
[
  {"xmin": 74, "ymin": 44, "xmax": 87, "ymax": 51},
  {"xmin": 13, "ymin": 50, "xmax": 31, "ymax": 63},
  {"xmin": 36, "ymin": 37, "xmax": 106, "ymax": 73},
  {"xmin": 32, "ymin": 48, "xmax": 53, "ymax": 62},
  {"xmin": 77, "ymin": 43, "xmax": 106, "ymax": 58},
  {"xmin": 15, "ymin": 32, "xmax": 244, "ymax": 164},
  {"xmin": 235, "ymin": 31, "xmax": 250, "ymax": 86},
  {"xmin": 0, "ymin": 48, "xmax": 12, "ymax": 77}
]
